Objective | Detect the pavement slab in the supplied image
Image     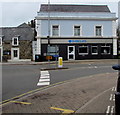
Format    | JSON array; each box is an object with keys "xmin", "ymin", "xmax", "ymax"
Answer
[{"xmin": 2, "ymin": 72, "xmax": 118, "ymax": 114}]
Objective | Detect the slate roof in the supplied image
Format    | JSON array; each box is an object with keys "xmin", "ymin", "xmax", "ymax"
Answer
[
  {"xmin": 40, "ymin": 4, "xmax": 111, "ymax": 12},
  {"xmin": 0, "ymin": 23, "xmax": 34, "ymax": 41}
]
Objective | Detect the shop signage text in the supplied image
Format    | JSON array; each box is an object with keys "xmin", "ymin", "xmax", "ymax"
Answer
[{"xmin": 68, "ymin": 40, "xmax": 87, "ymax": 43}]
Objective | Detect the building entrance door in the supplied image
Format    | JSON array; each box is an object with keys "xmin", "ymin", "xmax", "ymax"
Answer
[
  {"xmin": 11, "ymin": 48, "xmax": 19, "ymax": 60},
  {"xmin": 68, "ymin": 46, "xmax": 75, "ymax": 60}
]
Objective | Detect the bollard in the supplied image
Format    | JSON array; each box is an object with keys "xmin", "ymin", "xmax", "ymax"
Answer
[
  {"xmin": 115, "ymin": 92, "xmax": 120, "ymax": 115},
  {"xmin": 112, "ymin": 65, "xmax": 120, "ymax": 115},
  {"xmin": 58, "ymin": 57, "xmax": 63, "ymax": 68}
]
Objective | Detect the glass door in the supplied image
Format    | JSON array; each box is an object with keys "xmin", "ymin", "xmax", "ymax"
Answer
[{"xmin": 68, "ymin": 46, "xmax": 75, "ymax": 60}]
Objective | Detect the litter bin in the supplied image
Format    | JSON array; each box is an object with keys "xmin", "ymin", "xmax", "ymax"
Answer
[{"xmin": 35, "ymin": 55, "xmax": 42, "ymax": 62}]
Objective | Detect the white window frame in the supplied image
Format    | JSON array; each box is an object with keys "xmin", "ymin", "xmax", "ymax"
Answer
[
  {"xmin": 73, "ymin": 25, "xmax": 82, "ymax": 37},
  {"xmin": 12, "ymin": 37, "xmax": 19, "ymax": 46},
  {"xmin": 11, "ymin": 48, "xmax": 19, "ymax": 60},
  {"xmin": 101, "ymin": 45, "xmax": 111, "ymax": 55},
  {"xmin": 0, "ymin": 37, "xmax": 2, "ymax": 46},
  {"xmin": 68, "ymin": 46, "xmax": 75, "ymax": 60},
  {"xmin": 91, "ymin": 45, "xmax": 98, "ymax": 55},
  {"xmin": 79, "ymin": 45, "xmax": 88, "ymax": 55},
  {"xmin": 51, "ymin": 25, "xmax": 60, "ymax": 37},
  {"xmin": 94, "ymin": 25, "xmax": 103, "ymax": 37}
]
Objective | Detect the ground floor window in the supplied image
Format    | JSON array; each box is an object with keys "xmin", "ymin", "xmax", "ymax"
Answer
[
  {"xmin": 79, "ymin": 45, "xmax": 88, "ymax": 55},
  {"xmin": 91, "ymin": 45, "xmax": 98, "ymax": 55},
  {"xmin": 101, "ymin": 45, "xmax": 110, "ymax": 54}
]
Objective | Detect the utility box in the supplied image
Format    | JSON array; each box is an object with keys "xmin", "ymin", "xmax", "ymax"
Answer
[{"xmin": 35, "ymin": 55, "xmax": 42, "ymax": 62}]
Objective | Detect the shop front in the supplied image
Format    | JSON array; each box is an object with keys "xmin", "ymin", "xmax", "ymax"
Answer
[{"xmin": 41, "ymin": 38, "xmax": 117, "ymax": 60}]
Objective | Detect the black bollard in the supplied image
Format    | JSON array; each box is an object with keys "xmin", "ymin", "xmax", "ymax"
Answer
[
  {"xmin": 112, "ymin": 64, "xmax": 120, "ymax": 115},
  {"xmin": 115, "ymin": 92, "xmax": 120, "ymax": 115}
]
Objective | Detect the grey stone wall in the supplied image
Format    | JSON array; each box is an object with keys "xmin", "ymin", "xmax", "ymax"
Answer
[
  {"xmin": 2, "ymin": 40, "xmax": 33, "ymax": 60},
  {"xmin": 19, "ymin": 41, "xmax": 32, "ymax": 59}
]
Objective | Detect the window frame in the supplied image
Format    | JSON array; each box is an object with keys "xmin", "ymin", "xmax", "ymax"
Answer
[
  {"xmin": 12, "ymin": 37, "xmax": 19, "ymax": 46},
  {"xmin": 94, "ymin": 25, "xmax": 103, "ymax": 37},
  {"xmin": 52, "ymin": 25, "xmax": 60, "ymax": 37},
  {"xmin": 78, "ymin": 45, "xmax": 88, "ymax": 55},
  {"xmin": 73, "ymin": 25, "xmax": 82, "ymax": 37},
  {"xmin": 101, "ymin": 45, "xmax": 111, "ymax": 55},
  {"xmin": 91, "ymin": 45, "xmax": 98, "ymax": 55},
  {"xmin": 0, "ymin": 37, "xmax": 2, "ymax": 46}
]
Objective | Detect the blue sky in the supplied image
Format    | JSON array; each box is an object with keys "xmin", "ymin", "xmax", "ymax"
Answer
[{"xmin": 0, "ymin": 0, "xmax": 119, "ymax": 27}]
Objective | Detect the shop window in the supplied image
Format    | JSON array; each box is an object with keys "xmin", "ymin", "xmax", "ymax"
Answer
[
  {"xmin": 74, "ymin": 26, "xmax": 81, "ymax": 36},
  {"xmin": 91, "ymin": 46, "xmax": 98, "ymax": 55},
  {"xmin": 101, "ymin": 46, "xmax": 110, "ymax": 54},
  {"xmin": 52, "ymin": 25, "xmax": 59, "ymax": 36},
  {"xmin": 95, "ymin": 26, "xmax": 102, "ymax": 36},
  {"xmin": 79, "ymin": 45, "xmax": 88, "ymax": 55},
  {"xmin": 12, "ymin": 37, "xmax": 19, "ymax": 46}
]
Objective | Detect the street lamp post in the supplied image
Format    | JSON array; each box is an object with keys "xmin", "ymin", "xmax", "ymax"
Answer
[{"xmin": 47, "ymin": 0, "xmax": 50, "ymax": 67}]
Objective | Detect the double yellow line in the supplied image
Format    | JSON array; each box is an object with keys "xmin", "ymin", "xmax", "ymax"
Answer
[{"xmin": 0, "ymin": 79, "xmax": 69, "ymax": 106}]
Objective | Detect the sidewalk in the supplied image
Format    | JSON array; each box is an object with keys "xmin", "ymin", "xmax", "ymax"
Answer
[
  {"xmin": 2, "ymin": 72, "xmax": 117, "ymax": 114},
  {"xmin": 1, "ymin": 59, "xmax": 118, "ymax": 65}
]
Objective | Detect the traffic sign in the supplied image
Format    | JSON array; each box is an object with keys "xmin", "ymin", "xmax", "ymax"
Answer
[
  {"xmin": 46, "ymin": 56, "xmax": 52, "ymax": 60},
  {"xmin": 53, "ymin": 55, "xmax": 59, "ymax": 58}
]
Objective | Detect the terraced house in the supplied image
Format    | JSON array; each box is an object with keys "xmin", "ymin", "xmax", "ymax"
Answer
[
  {"xmin": 35, "ymin": 4, "xmax": 118, "ymax": 60},
  {"xmin": 0, "ymin": 23, "xmax": 35, "ymax": 62}
]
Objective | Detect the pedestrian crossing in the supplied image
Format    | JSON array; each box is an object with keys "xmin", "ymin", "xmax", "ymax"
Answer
[{"xmin": 37, "ymin": 71, "xmax": 50, "ymax": 86}]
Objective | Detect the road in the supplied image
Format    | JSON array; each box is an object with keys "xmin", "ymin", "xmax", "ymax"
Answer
[{"xmin": 2, "ymin": 60, "xmax": 117, "ymax": 101}]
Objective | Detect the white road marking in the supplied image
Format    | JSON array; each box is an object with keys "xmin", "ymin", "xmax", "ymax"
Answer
[
  {"xmin": 106, "ymin": 106, "xmax": 110, "ymax": 115},
  {"xmin": 112, "ymin": 87, "xmax": 116, "ymax": 92},
  {"xmin": 37, "ymin": 71, "xmax": 50, "ymax": 86},
  {"xmin": 109, "ymin": 94, "xmax": 113, "ymax": 101},
  {"xmin": 94, "ymin": 66, "xmax": 98, "ymax": 68},
  {"xmin": 112, "ymin": 87, "xmax": 114, "ymax": 91},
  {"xmin": 113, "ymin": 94, "xmax": 115, "ymax": 101},
  {"xmin": 37, "ymin": 82, "xmax": 50, "ymax": 86},
  {"xmin": 110, "ymin": 106, "xmax": 114, "ymax": 115},
  {"xmin": 40, "ymin": 76, "xmax": 50, "ymax": 78},
  {"xmin": 39, "ymin": 79, "xmax": 50, "ymax": 82}
]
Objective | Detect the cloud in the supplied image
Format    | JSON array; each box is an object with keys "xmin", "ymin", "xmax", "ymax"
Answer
[
  {"xmin": 1, "ymin": 2, "xmax": 40, "ymax": 27},
  {"xmin": 0, "ymin": 0, "xmax": 119, "ymax": 27}
]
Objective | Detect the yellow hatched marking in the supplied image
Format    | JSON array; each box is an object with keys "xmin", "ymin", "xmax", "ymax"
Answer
[
  {"xmin": 51, "ymin": 107, "xmax": 74, "ymax": 114},
  {"xmin": 10, "ymin": 101, "xmax": 31, "ymax": 105}
]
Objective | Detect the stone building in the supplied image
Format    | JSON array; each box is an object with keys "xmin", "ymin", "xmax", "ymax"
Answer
[{"xmin": 0, "ymin": 23, "xmax": 35, "ymax": 62}]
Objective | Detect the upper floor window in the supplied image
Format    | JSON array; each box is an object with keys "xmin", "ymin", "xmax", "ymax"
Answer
[
  {"xmin": 12, "ymin": 37, "xmax": 19, "ymax": 46},
  {"xmin": 74, "ymin": 25, "xmax": 81, "ymax": 36},
  {"xmin": 95, "ymin": 26, "xmax": 102, "ymax": 36},
  {"xmin": 0, "ymin": 37, "xmax": 2, "ymax": 46},
  {"xmin": 52, "ymin": 25, "xmax": 59, "ymax": 36}
]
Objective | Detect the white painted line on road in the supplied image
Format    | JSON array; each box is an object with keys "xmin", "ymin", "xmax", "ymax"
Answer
[
  {"xmin": 112, "ymin": 87, "xmax": 114, "ymax": 91},
  {"xmin": 37, "ymin": 82, "xmax": 50, "ymax": 86},
  {"xmin": 109, "ymin": 94, "xmax": 113, "ymax": 101},
  {"xmin": 40, "ymin": 76, "xmax": 50, "ymax": 78},
  {"xmin": 113, "ymin": 94, "xmax": 115, "ymax": 101},
  {"xmin": 39, "ymin": 79, "xmax": 50, "ymax": 82},
  {"xmin": 41, "ymin": 71, "xmax": 49, "ymax": 75},
  {"xmin": 106, "ymin": 106, "xmax": 110, "ymax": 115},
  {"xmin": 37, "ymin": 70, "xmax": 50, "ymax": 86},
  {"xmin": 110, "ymin": 106, "xmax": 114, "ymax": 115},
  {"xmin": 112, "ymin": 87, "xmax": 116, "ymax": 92}
]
